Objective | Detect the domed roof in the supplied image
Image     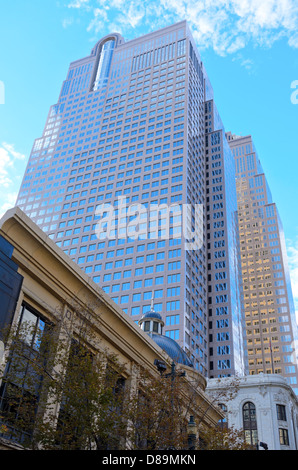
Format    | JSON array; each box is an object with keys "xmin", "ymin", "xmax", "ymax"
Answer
[
  {"xmin": 139, "ymin": 298, "xmax": 164, "ymax": 326},
  {"xmin": 150, "ymin": 333, "xmax": 194, "ymax": 368},
  {"xmin": 140, "ymin": 309, "xmax": 163, "ymax": 321},
  {"xmin": 139, "ymin": 298, "xmax": 193, "ymax": 368}
]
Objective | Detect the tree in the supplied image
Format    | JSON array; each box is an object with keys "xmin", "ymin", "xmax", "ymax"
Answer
[
  {"xmin": 0, "ymin": 304, "xmax": 247, "ymax": 451},
  {"xmin": 124, "ymin": 364, "xmax": 191, "ymax": 450},
  {"xmin": 197, "ymin": 376, "xmax": 253, "ymax": 450},
  {"xmin": 123, "ymin": 364, "xmax": 249, "ymax": 451},
  {"xmin": 198, "ymin": 425, "xmax": 253, "ymax": 450},
  {"xmin": 0, "ymin": 305, "xmax": 128, "ymax": 450}
]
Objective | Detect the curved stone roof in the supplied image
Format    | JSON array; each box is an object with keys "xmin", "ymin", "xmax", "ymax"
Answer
[{"xmin": 150, "ymin": 333, "xmax": 194, "ymax": 368}]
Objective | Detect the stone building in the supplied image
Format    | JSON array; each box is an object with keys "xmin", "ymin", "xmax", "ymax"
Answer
[
  {"xmin": 0, "ymin": 207, "xmax": 222, "ymax": 449},
  {"xmin": 207, "ymin": 373, "xmax": 298, "ymax": 450}
]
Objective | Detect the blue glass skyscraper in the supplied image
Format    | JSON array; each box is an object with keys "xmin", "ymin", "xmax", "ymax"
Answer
[{"xmin": 16, "ymin": 21, "xmax": 246, "ymax": 378}]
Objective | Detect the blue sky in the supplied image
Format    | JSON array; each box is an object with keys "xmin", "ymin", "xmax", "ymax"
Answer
[{"xmin": 0, "ymin": 0, "xmax": 298, "ymax": 312}]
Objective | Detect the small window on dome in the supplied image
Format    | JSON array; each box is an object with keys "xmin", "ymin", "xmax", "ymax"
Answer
[
  {"xmin": 144, "ymin": 321, "xmax": 150, "ymax": 332},
  {"xmin": 153, "ymin": 321, "xmax": 159, "ymax": 333}
]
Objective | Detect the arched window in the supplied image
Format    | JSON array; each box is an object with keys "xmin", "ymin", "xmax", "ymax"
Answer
[
  {"xmin": 242, "ymin": 401, "xmax": 258, "ymax": 446},
  {"xmin": 93, "ymin": 39, "xmax": 115, "ymax": 91}
]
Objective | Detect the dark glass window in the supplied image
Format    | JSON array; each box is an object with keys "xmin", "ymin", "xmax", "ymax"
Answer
[
  {"xmin": 242, "ymin": 401, "xmax": 258, "ymax": 446},
  {"xmin": 276, "ymin": 404, "xmax": 287, "ymax": 421},
  {"xmin": 279, "ymin": 428, "xmax": 289, "ymax": 446},
  {"xmin": 0, "ymin": 304, "xmax": 49, "ymax": 444}
]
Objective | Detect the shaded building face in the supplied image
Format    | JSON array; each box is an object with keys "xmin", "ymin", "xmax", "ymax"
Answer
[{"xmin": 0, "ymin": 235, "xmax": 23, "ymax": 339}]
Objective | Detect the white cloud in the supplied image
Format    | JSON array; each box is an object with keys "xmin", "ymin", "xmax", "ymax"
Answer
[
  {"xmin": 62, "ymin": 17, "xmax": 74, "ymax": 28},
  {"xmin": 0, "ymin": 143, "xmax": 26, "ymax": 218},
  {"xmin": 66, "ymin": 0, "xmax": 298, "ymax": 55},
  {"xmin": 288, "ymin": 31, "xmax": 298, "ymax": 48},
  {"xmin": 86, "ymin": 8, "xmax": 108, "ymax": 34},
  {"xmin": 121, "ymin": 2, "xmax": 145, "ymax": 28},
  {"xmin": 0, "ymin": 142, "xmax": 25, "ymax": 188},
  {"xmin": 68, "ymin": 0, "xmax": 91, "ymax": 9},
  {"xmin": 0, "ymin": 192, "xmax": 18, "ymax": 220},
  {"xmin": 1, "ymin": 142, "xmax": 26, "ymax": 161}
]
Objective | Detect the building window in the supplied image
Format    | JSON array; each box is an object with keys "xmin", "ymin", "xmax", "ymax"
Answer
[
  {"xmin": 218, "ymin": 403, "xmax": 228, "ymax": 428},
  {"xmin": 0, "ymin": 304, "xmax": 49, "ymax": 444},
  {"xmin": 93, "ymin": 39, "xmax": 115, "ymax": 91},
  {"xmin": 276, "ymin": 404, "xmax": 287, "ymax": 421},
  {"xmin": 279, "ymin": 428, "xmax": 289, "ymax": 446},
  {"xmin": 242, "ymin": 401, "xmax": 258, "ymax": 447},
  {"xmin": 165, "ymin": 330, "xmax": 179, "ymax": 340}
]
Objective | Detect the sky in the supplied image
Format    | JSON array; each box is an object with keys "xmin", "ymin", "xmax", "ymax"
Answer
[{"xmin": 0, "ymin": 0, "xmax": 298, "ymax": 315}]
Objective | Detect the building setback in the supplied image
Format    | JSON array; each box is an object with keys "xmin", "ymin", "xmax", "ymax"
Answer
[
  {"xmin": 227, "ymin": 132, "xmax": 298, "ymax": 393},
  {"xmin": 16, "ymin": 21, "xmax": 246, "ymax": 377},
  {"xmin": 205, "ymin": 101, "xmax": 245, "ymax": 378}
]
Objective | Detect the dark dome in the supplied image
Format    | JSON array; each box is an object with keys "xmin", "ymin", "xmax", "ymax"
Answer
[
  {"xmin": 150, "ymin": 333, "xmax": 193, "ymax": 368},
  {"xmin": 141, "ymin": 310, "xmax": 163, "ymax": 321}
]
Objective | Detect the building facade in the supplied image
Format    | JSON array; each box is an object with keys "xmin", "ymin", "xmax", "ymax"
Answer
[
  {"xmin": 207, "ymin": 374, "xmax": 298, "ymax": 450},
  {"xmin": 205, "ymin": 102, "xmax": 245, "ymax": 379},
  {"xmin": 227, "ymin": 132, "xmax": 298, "ymax": 393},
  {"xmin": 0, "ymin": 207, "xmax": 222, "ymax": 448},
  {"xmin": 15, "ymin": 21, "xmax": 246, "ymax": 378}
]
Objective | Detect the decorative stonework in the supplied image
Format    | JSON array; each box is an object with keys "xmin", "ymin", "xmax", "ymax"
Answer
[
  {"xmin": 207, "ymin": 374, "xmax": 298, "ymax": 450},
  {"xmin": 258, "ymin": 385, "xmax": 268, "ymax": 397},
  {"xmin": 273, "ymin": 390, "xmax": 287, "ymax": 404}
]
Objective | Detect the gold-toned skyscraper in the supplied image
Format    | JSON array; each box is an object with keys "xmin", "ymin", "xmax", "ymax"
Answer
[{"xmin": 227, "ymin": 132, "xmax": 298, "ymax": 393}]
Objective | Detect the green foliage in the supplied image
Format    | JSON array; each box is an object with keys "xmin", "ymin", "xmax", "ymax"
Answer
[
  {"xmin": 0, "ymin": 313, "xmax": 248, "ymax": 451},
  {"xmin": 0, "ymin": 316, "xmax": 127, "ymax": 450},
  {"xmin": 198, "ymin": 424, "xmax": 253, "ymax": 450},
  {"xmin": 125, "ymin": 365, "xmax": 190, "ymax": 450}
]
